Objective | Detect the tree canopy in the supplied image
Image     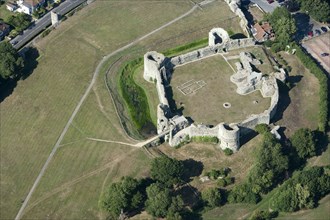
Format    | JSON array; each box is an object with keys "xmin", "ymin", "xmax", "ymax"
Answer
[
  {"xmin": 202, "ymin": 187, "xmax": 223, "ymax": 208},
  {"xmin": 270, "ymin": 166, "xmax": 330, "ymax": 212},
  {"xmin": 290, "ymin": 128, "xmax": 316, "ymax": 159},
  {"xmin": 264, "ymin": 7, "xmax": 297, "ymax": 52},
  {"xmin": 145, "ymin": 183, "xmax": 184, "ymax": 218},
  {"xmin": 6, "ymin": 13, "xmax": 32, "ymax": 32},
  {"xmin": 0, "ymin": 41, "xmax": 24, "ymax": 80},
  {"xmin": 100, "ymin": 177, "xmax": 144, "ymax": 218},
  {"xmin": 298, "ymin": 0, "xmax": 330, "ymax": 22},
  {"xmin": 150, "ymin": 156, "xmax": 185, "ymax": 187},
  {"xmin": 248, "ymin": 132, "xmax": 289, "ymax": 194}
]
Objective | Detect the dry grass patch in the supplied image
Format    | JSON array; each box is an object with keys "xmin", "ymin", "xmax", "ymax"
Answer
[
  {"xmin": 171, "ymin": 55, "xmax": 270, "ymax": 125},
  {"xmin": 159, "ymin": 134, "xmax": 263, "ymax": 190},
  {"xmin": 276, "ymin": 52, "xmax": 319, "ymax": 136}
]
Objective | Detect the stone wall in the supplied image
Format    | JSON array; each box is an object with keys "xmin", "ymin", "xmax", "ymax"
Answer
[
  {"xmin": 224, "ymin": 0, "xmax": 250, "ymax": 37},
  {"xmin": 218, "ymin": 123, "xmax": 240, "ymax": 151},
  {"xmin": 143, "ymin": 28, "xmax": 283, "ymax": 152}
]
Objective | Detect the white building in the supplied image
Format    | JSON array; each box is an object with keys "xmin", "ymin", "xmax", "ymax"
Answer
[{"xmin": 16, "ymin": 0, "xmax": 45, "ymax": 15}]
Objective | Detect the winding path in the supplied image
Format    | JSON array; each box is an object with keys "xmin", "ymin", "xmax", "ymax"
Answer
[{"xmin": 14, "ymin": 2, "xmax": 205, "ymax": 219}]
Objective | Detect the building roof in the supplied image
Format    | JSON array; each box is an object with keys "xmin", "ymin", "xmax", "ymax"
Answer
[
  {"xmin": 253, "ymin": 23, "xmax": 267, "ymax": 42},
  {"xmin": 261, "ymin": 22, "xmax": 272, "ymax": 34},
  {"xmin": 23, "ymin": 0, "xmax": 43, "ymax": 7},
  {"xmin": 6, "ymin": 2, "xmax": 17, "ymax": 8}
]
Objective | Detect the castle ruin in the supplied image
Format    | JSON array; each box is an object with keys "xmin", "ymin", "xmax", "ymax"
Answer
[{"xmin": 143, "ymin": 28, "xmax": 286, "ymax": 152}]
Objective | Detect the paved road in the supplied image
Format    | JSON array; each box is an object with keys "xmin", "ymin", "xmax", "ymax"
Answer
[
  {"xmin": 14, "ymin": 1, "xmax": 207, "ymax": 219},
  {"xmin": 248, "ymin": 0, "xmax": 280, "ymax": 13},
  {"xmin": 294, "ymin": 12, "xmax": 329, "ymax": 42},
  {"xmin": 10, "ymin": 0, "xmax": 86, "ymax": 50}
]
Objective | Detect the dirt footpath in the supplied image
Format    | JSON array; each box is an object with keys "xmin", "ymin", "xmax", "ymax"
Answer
[{"xmin": 302, "ymin": 32, "xmax": 330, "ymax": 75}]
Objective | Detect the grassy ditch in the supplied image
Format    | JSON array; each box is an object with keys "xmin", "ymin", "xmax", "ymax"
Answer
[
  {"xmin": 118, "ymin": 38, "xmax": 210, "ymax": 138},
  {"xmin": 118, "ymin": 58, "xmax": 156, "ymax": 137}
]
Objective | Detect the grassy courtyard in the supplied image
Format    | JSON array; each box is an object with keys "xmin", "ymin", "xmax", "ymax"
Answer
[{"xmin": 170, "ymin": 54, "xmax": 270, "ymax": 125}]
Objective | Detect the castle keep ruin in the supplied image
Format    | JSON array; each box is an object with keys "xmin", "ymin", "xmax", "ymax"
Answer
[{"xmin": 143, "ymin": 28, "xmax": 286, "ymax": 152}]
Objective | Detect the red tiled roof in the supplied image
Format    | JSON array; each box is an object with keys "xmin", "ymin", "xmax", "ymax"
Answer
[
  {"xmin": 253, "ymin": 23, "xmax": 267, "ymax": 42},
  {"xmin": 261, "ymin": 22, "xmax": 272, "ymax": 34}
]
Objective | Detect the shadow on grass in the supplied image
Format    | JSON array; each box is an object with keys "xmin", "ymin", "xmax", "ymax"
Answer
[
  {"xmin": 271, "ymin": 80, "xmax": 292, "ymax": 123},
  {"xmin": 314, "ymin": 130, "xmax": 329, "ymax": 156},
  {"xmin": 182, "ymin": 159, "xmax": 204, "ymax": 182},
  {"xmin": 0, "ymin": 47, "xmax": 39, "ymax": 103},
  {"xmin": 21, "ymin": 47, "xmax": 39, "ymax": 80}
]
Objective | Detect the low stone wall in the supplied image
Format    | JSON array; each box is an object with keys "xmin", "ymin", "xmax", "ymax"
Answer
[{"xmin": 190, "ymin": 124, "xmax": 219, "ymax": 137}]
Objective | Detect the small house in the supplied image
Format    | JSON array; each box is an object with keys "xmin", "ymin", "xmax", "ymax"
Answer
[
  {"xmin": 6, "ymin": 2, "xmax": 18, "ymax": 11},
  {"xmin": 251, "ymin": 22, "xmax": 274, "ymax": 42},
  {"xmin": 16, "ymin": 0, "xmax": 45, "ymax": 15}
]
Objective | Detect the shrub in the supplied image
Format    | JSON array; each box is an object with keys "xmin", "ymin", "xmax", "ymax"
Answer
[
  {"xmin": 41, "ymin": 28, "xmax": 51, "ymax": 38},
  {"xmin": 217, "ymin": 178, "xmax": 227, "ymax": 187},
  {"xmin": 223, "ymin": 148, "xmax": 233, "ymax": 156},
  {"xmin": 255, "ymin": 124, "xmax": 269, "ymax": 134}
]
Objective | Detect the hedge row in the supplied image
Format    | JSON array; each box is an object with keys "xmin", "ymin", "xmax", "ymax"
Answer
[{"xmin": 294, "ymin": 45, "xmax": 328, "ymax": 132}]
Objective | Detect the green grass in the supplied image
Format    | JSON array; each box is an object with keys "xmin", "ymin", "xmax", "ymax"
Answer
[
  {"xmin": 0, "ymin": 0, "xmax": 263, "ymax": 219},
  {"xmin": 171, "ymin": 55, "xmax": 270, "ymax": 125},
  {"xmin": 0, "ymin": 1, "xmax": 192, "ymax": 218},
  {"xmin": 277, "ymin": 52, "xmax": 319, "ymax": 136},
  {"xmin": 163, "ymin": 37, "xmax": 208, "ymax": 57},
  {"xmin": 118, "ymin": 58, "xmax": 155, "ymax": 137},
  {"xmin": 0, "ymin": 1, "xmax": 15, "ymax": 21}
]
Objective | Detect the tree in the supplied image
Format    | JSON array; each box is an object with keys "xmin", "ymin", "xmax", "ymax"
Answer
[
  {"xmin": 150, "ymin": 156, "xmax": 185, "ymax": 187},
  {"xmin": 202, "ymin": 187, "xmax": 223, "ymax": 208},
  {"xmin": 270, "ymin": 167, "xmax": 330, "ymax": 212},
  {"xmin": 145, "ymin": 183, "xmax": 172, "ymax": 218},
  {"xmin": 0, "ymin": 41, "xmax": 24, "ymax": 80},
  {"xmin": 264, "ymin": 7, "xmax": 297, "ymax": 51},
  {"xmin": 290, "ymin": 128, "xmax": 316, "ymax": 159},
  {"xmin": 100, "ymin": 177, "xmax": 144, "ymax": 218},
  {"xmin": 6, "ymin": 13, "xmax": 31, "ymax": 32},
  {"xmin": 299, "ymin": 0, "xmax": 330, "ymax": 22},
  {"xmin": 167, "ymin": 196, "xmax": 185, "ymax": 220},
  {"xmin": 228, "ymin": 183, "xmax": 261, "ymax": 204},
  {"xmin": 248, "ymin": 132, "xmax": 289, "ymax": 193}
]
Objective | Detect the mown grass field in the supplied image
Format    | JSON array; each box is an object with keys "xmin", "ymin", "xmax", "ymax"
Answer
[
  {"xmin": 171, "ymin": 54, "xmax": 270, "ymax": 125},
  {"xmin": 0, "ymin": 1, "xmax": 192, "ymax": 218},
  {"xmin": 0, "ymin": 0, "xmax": 244, "ymax": 219},
  {"xmin": 276, "ymin": 52, "xmax": 319, "ymax": 136}
]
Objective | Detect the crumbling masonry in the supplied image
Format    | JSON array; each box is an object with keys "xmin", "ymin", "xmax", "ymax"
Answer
[{"xmin": 143, "ymin": 28, "xmax": 286, "ymax": 152}]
